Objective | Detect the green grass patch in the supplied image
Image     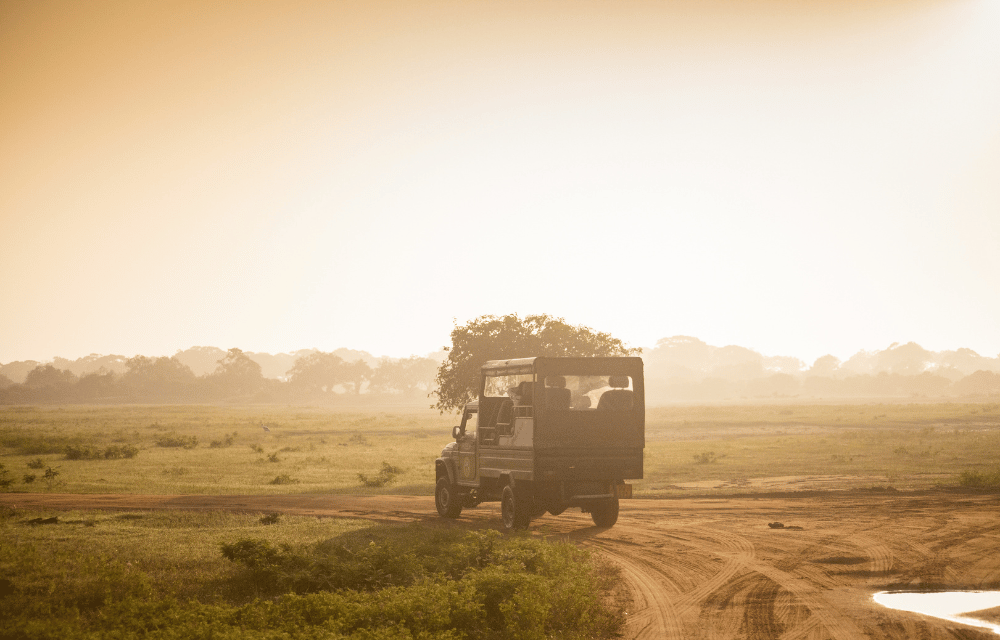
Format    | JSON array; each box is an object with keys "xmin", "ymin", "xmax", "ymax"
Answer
[
  {"xmin": 0, "ymin": 508, "xmax": 622, "ymax": 639},
  {"xmin": 958, "ymin": 468, "xmax": 1000, "ymax": 489}
]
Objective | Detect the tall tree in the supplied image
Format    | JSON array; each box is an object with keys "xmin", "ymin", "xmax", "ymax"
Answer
[
  {"xmin": 123, "ymin": 356, "xmax": 196, "ymax": 398},
  {"xmin": 370, "ymin": 356, "xmax": 438, "ymax": 396},
  {"xmin": 287, "ymin": 351, "xmax": 346, "ymax": 393},
  {"xmin": 212, "ymin": 348, "xmax": 264, "ymax": 396},
  {"xmin": 23, "ymin": 364, "xmax": 77, "ymax": 390},
  {"xmin": 287, "ymin": 351, "xmax": 371, "ymax": 395},
  {"xmin": 433, "ymin": 314, "xmax": 638, "ymax": 413}
]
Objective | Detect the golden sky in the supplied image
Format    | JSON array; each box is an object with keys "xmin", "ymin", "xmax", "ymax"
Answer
[{"xmin": 2, "ymin": 0, "xmax": 998, "ymax": 364}]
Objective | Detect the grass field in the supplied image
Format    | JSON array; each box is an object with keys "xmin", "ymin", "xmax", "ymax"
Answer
[
  {"xmin": 2, "ymin": 402, "xmax": 999, "ymax": 497},
  {"xmin": 2, "ymin": 402, "xmax": 998, "ymax": 638}
]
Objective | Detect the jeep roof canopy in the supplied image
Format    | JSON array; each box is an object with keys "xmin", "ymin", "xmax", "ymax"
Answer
[{"xmin": 480, "ymin": 356, "xmax": 643, "ymax": 378}]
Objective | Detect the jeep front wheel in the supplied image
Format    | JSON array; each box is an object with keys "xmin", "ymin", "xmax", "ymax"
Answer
[
  {"xmin": 500, "ymin": 484, "xmax": 530, "ymax": 531},
  {"xmin": 435, "ymin": 477, "xmax": 462, "ymax": 518}
]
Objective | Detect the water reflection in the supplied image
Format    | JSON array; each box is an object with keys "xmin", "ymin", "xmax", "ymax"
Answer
[{"xmin": 874, "ymin": 591, "xmax": 1000, "ymax": 635}]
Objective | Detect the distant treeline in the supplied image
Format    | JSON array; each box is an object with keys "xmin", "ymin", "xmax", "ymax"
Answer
[
  {"xmin": 644, "ymin": 337, "xmax": 1000, "ymax": 402},
  {"xmin": 0, "ymin": 348, "xmax": 439, "ymax": 405},
  {"xmin": 2, "ymin": 338, "xmax": 999, "ymax": 404}
]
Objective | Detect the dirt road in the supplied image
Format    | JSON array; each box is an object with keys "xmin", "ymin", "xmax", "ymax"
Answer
[{"xmin": 4, "ymin": 490, "xmax": 999, "ymax": 639}]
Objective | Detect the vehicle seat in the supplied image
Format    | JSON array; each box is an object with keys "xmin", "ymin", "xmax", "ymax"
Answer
[
  {"xmin": 496, "ymin": 399, "xmax": 514, "ymax": 436},
  {"xmin": 544, "ymin": 376, "xmax": 571, "ymax": 410},
  {"xmin": 597, "ymin": 375, "xmax": 634, "ymax": 411}
]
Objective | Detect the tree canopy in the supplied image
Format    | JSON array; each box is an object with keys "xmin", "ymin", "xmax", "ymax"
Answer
[
  {"xmin": 432, "ymin": 314, "xmax": 639, "ymax": 413},
  {"xmin": 211, "ymin": 348, "xmax": 264, "ymax": 395},
  {"xmin": 286, "ymin": 351, "xmax": 372, "ymax": 395}
]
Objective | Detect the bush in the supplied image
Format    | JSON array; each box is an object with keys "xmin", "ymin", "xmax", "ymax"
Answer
[
  {"xmin": 358, "ymin": 461, "xmax": 403, "ymax": 488},
  {"xmin": 65, "ymin": 444, "xmax": 102, "ymax": 460},
  {"xmin": 65, "ymin": 444, "xmax": 139, "ymax": 460},
  {"xmin": 155, "ymin": 433, "xmax": 198, "ymax": 449},
  {"xmin": 216, "ymin": 526, "xmax": 623, "ymax": 638},
  {"xmin": 269, "ymin": 474, "xmax": 299, "ymax": 485},
  {"xmin": 958, "ymin": 469, "xmax": 1000, "ymax": 489},
  {"xmin": 26, "ymin": 458, "xmax": 45, "ymax": 469},
  {"xmin": 210, "ymin": 432, "xmax": 238, "ymax": 448},
  {"xmin": 104, "ymin": 444, "xmax": 139, "ymax": 459},
  {"xmin": 2, "ymin": 523, "xmax": 622, "ymax": 639}
]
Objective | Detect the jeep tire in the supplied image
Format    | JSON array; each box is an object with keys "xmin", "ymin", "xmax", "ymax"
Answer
[
  {"xmin": 501, "ymin": 484, "xmax": 530, "ymax": 531},
  {"xmin": 590, "ymin": 496, "xmax": 619, "ymax": 527},
  {"xmin": 435, "ymin": 477, "xmax": 463, "ymax": 518}
]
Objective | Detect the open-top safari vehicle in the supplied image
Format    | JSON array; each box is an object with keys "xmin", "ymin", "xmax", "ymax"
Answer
[{"xmin": 435, "ymin": 356, "xmax": 644, "ymax": 530}]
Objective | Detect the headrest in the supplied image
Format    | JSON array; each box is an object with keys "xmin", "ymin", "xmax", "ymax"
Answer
[
  {"xmin": 608, "ymin": 375, "xmax": 629, "ymax": 389},
  {"xmin": 546, "ymin": 375, "xmax": 566, "ymax": 388}
]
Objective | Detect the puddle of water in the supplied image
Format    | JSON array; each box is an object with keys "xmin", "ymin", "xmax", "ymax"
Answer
[{"xmin": 874, "ymin": 591, "xmax": 1000, "ymax": 636}]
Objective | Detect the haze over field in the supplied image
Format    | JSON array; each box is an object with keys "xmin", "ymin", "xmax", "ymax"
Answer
[{"xmin": 3, "ymin": 1, "xmax": 998, "ymax": 366}]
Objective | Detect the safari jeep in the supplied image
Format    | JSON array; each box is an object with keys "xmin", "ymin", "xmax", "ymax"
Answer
[{"xmin": 435, "ymin": 356, "xmax": 644, "ymax": 530}]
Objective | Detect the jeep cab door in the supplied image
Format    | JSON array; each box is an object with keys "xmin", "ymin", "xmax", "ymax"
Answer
[{"xmin": 455, "ymin": 408, "xmax": 478, "ymax": 485}]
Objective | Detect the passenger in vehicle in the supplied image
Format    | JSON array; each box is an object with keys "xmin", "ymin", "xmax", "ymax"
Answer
[
  {"xmin": 544, "ymin": 376, "xmax": 571, "ymax": 410},
  {"xmin": 597, "ymin": 375, "xmax": 634, "ymax": 410},
  {"xmin": 513, "ymin": 380, "xmax": 533, "ymax": 406}
]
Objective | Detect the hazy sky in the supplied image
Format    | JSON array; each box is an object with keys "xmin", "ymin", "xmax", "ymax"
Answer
[{"xmin": 2, "ymin": 0, "xmax": 998, "ymax": 366}]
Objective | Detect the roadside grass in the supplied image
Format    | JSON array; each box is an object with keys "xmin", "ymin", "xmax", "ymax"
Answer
[
  {"xmin": 1, "ymin": 403, "xmax": 998, "ymax": 497},
  {"xmin": 0, "ymin": 405, "xmax": 452, "ymax": 495},
  {"xmin": 640, "ymin": 402, "xmax": 1000, "ymax": 493},
  {"xmin": 0, "ymin": 507, "xmax": 622, "ymax": 639}
]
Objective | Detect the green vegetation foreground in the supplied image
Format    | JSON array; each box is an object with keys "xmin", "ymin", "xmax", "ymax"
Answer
[{"xmin": 0, "ymin": 508, "xmax": 622, "ymax": 639}]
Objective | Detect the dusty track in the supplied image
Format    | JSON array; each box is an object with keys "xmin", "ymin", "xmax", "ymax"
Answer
[{"xmin": 3, "ymin": 490, "xmax": 999, "ymax": 639}]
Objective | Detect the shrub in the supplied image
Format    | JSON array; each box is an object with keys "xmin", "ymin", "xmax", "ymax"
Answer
[
  {"xmin": 23, "ymin": 473, "xmax": 36, "ymax": 484},
  {"xmin": 66, "ymin": 444, "xmax": 139, "ymax": 460},
  {"xmin": 358, "ymin": 461, "xmax": 403, "ymax": 488},
  {"xmin": 210, "ymin": 432, "xmax": 238, "ymax": 448},
  {"xmin": 104, "ymin": 444, "xmax": 139, "ymax": 459},
  {"xmin": 958, "ymin": 469, "xmax": 1000, "ymax": 489},
  {"xmin": 0, "ymin": 464, "xmax": 12, "ymax": 490},
  {"xmin": 26, "ymin": 458, "xmax": 45, "ymax": 469},
  {"xmin": 43, "ymin": 466, "xmax": 61, "ymax": 490},
  {"xmin": 217, "ymin": 526, "xmax": 624, "ymax": 638},
  {"xmin": 155, "ymin": 433, "xmax": 198, "ymax": 449},
  {"xmin": 269, "ymin": 474, "xmax": 299, "ymax": 485},
  {"xmin": 65, "ymin": 444, "xmax": 102, "ymax": 460},
  {"xmin": 693, "ymin": 451, "xmax": 717, "ymax": 464}
]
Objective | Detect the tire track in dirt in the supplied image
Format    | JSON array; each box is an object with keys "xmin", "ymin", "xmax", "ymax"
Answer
[
  {"xmin": 744, "ymin": 575, "xmax": 785, "ymax": 640},
  {"xmin": 671, "ymin": 526, "xmax": 757, "ymax": 618},
  {"xmin": 596, "ymin": 543, "xmax": 685, "ymax": 640}
]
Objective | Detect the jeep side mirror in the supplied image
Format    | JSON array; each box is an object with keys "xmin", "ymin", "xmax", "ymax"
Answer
[{"xmin": 452, "ymin": 425, "xmax": 464, "ymax": 440}]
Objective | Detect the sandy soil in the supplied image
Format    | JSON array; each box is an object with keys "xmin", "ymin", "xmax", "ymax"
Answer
[{"xmin": 3, "ymin": 489, "xmax": 999, "ymax": 639}]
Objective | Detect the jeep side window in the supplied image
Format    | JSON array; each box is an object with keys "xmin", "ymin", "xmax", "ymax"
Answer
[{"xmin": 545, "ymin": 375, "xmax": 634, "ymax": 410}]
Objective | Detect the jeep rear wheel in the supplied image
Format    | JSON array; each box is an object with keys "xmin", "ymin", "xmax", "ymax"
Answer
[
  {"xmin": 500, "ymin": 485, "xmax": 530, "ymax": 531},
  {"xmin": 435, "ymin": 477, "xmax": 462, "ymax": 518},
  {"xmin": 590, "ymin": 496, "xmax": 619, "ymax": 527}
]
